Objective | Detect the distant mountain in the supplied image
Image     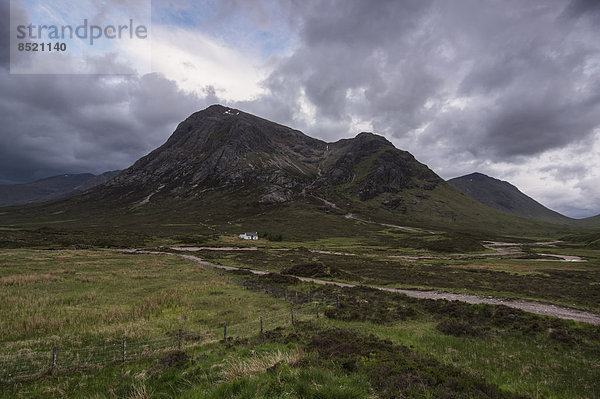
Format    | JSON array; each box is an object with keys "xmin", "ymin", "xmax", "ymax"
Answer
[
  {"xmin": 0, "ymin": 170, "xmax": 120, "ymax": 207},
  {"xmin": 575, "ymin": 213, "xmax": 600, "ymax": 229},
  {"xmin": 73, "ymin": 171, "xmax": 121, "ymax": 192},
  {"xmin": 447, "ymin": 172, "xmax": 571, "ymax": 224},
  {"xmin": 0, "ymin": 105, "xmax": 562, "ymax": 238}
]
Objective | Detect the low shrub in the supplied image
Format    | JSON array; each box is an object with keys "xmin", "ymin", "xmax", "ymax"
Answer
[
  {"xmin": 282, "ymin": 263, "xmax": 330, "ymax": 278},
  {"xmin": 436, "ymin": 319, "xmax": 484, "ymax": 337},
  {"xmin": 259, "ymin": 232, "xmax": 283, "ymax": 241},
  {"xmin": 303, "ymin": 328, "xmax": 525, "ymax": 399}
]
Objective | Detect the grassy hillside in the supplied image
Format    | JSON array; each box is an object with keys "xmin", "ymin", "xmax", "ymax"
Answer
[
  {"xmin": 0, "ymin": 182, "xmax": 574, "ymax": 251},
  {"xmin": 0, "ymin": 106, "xmax": 587, "ymax": 244},
  {"xmin": 574, "ymin": 214, "xmax": 600, "ymax": 230},
  {"xmin": 0, "ymin": 174, "xmax": 94, "ymax": 207}
]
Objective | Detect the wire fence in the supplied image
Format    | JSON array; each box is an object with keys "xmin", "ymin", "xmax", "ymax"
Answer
[
  {"xmin": 0, "ymin": 300, "xmax": 329, "ymax": 383},
  {"xmin": 241, "ymin": 284, "xmax": 341, "ymax": 308}
]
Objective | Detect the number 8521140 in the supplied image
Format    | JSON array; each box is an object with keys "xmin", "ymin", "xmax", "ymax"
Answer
[{"xmin": 17, "ymin": 42, "xmax": 67, "ymax": 52}]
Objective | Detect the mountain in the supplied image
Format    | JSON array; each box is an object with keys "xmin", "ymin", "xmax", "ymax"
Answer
[
  {"xmin": 447, "ymin": 172, "xmax": 571, "ymax": 224},
  {"xmin": 106, "ymin": 105, "xmax": 327, "ymax": 204},
  {"xmin": 102, "ymin": 105, "xmax": 443, "ymax": 211},
  {"xmin": 93, "ymin": 105, "xmax": 488, "ymax": 228},
  {"xmin": 0, "ymin": 171, "xmax": 120, "ymax": 207},
  {"xmin": 73, "ymin": 171, "xmax": 121, "ymax": 191},
  {"xmin": 0, "ymin": 105, "xmax": 564, "ymax": 240},
  {"xmin": 575, "ymin": 213, "xmax": 600, "ymax": 229}
]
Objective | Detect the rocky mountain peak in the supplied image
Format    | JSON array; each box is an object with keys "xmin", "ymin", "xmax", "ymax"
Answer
[
  {"xmin": 462, "ymin": 172, "xmax": 492, "ymax": 181},
  {"xmin": 104, "ymin": 105, "xmax": 443, "ymax": 207},
  {"xmin": 354, "ymin": 132, "xmax": 394, "ymax": 145}
]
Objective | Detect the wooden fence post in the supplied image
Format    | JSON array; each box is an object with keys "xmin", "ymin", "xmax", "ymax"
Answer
[
  {"xmin": 223, "ymin": 322, "xmax": 227, "ymax": 341},
  {"xmin": 51, "ymin": 346, "xmax": 57, "ymax": 374},
  {"xmin": 291, "ymin": 309, "xmax": 295, "ymax": 325},
  {"xmin": 260, "ymin": 317, "xmax": 263, "ymax": 335},
  {"xmin": 316, "ymin": 303, "xmax": 319, "ymax": 319},
  {"xmin": 122, "ymin": 338, "xmax": 127, "ymax": 363},
  {"xmin": 178, "ymin": 329, "xmax": 183, "ymax": 350}
]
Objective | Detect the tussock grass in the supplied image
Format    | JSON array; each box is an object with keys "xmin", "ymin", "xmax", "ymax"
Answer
[
  {"xmin": 233, "ymin": 270, "xmax": 600, "ymax": 398},
  {"xmin": 0, "ymin": 273, "xmax": 62, "ymax": 286},
  {"xmin": 1, "ymin": 246, "xmax": 598, "ymax": 398},
  {"xmin": 0, "ymin": 249, "xmax": 290, "ymax": 352},
  {"xmin": 128, "ymin": 383, "xmax": 154, "ymax": 399},
  {"xmin": 219, "ymin": 349, "xmax": 302, "ymax": 380}
]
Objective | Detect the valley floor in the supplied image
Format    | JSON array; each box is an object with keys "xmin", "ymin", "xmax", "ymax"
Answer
[
  {"xmin": 166, "ymin": 250, "xmax": 600, "ymax": 325},
  {"xmin": 167, "ymin": 233, "xmax": 600, "ymax": 313},
  {"xmin": 1, "ymin": 248, "xmax": 599, "ymax": 398}
]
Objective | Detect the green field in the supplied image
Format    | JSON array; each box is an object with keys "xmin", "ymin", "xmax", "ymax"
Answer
[
  {"xmin": 1, "ymin": 249, "xmax": 599, "ymax": 398},
  {"xmin": 0, "ymin": 250, "xmax": 290, "ymax": 353}
]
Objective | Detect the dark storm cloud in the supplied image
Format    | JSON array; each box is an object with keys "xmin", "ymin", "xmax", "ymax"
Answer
[
  {"xmin": 563, "ymin": 0, "xmax": 600, "ymax": 19},
  {"xmin": 479, "ymin": 92, "xmax": 600, "ymax": 158},
  {"xmin": 249, "ymin": 0, "xmax": 600, "ymax": 163},
  {"xmin": 0, "ymin": 69, "xmax": 208, "ymax": 183},
  {"xmin": 448, "ymin": 1, "xmax": 600, "ymax": 159},
  {"xmin": 240, "ymin": 0, "xmax": 440, "ymax": 140},
  {"xmin": 0, "ymin": 0, "xmax": 214, "ymax": 183},
  {"xmin": 233, "ymin": 0, "xmax": 600, "ymax": 217}
]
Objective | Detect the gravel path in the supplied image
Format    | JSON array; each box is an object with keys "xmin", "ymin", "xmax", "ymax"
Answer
[
  {"xmin": 344, "ymin": 213, "xmax": 422, "ymax": 233},
  {"xmin": 170, "ymin": 252, "xmax": 600, "ymax": 326},
  {"xmin": 170, "ymin": 246, "xmax": 258, "ymax": 251}
]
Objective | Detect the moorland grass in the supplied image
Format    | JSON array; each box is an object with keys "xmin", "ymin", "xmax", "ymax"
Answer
[
  {"xmin": 1, "ymin": 249, "xmax": 599, "ymax": 398},
  {"xmin": 235, "ymin": 272, "xmax": 600, "ymax": 398},
  {"xmin": 0, "ymin": 249, "xmax": 289, "ymax": 353},
  {"xmin": 190, "ymin": 244, "xmax": 600, "ymax": 311}
]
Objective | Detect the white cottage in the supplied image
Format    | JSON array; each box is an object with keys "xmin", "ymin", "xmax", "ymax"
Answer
[{"xmin": 239, "ymin": 232, "xmax": 259, "ymax": 240}]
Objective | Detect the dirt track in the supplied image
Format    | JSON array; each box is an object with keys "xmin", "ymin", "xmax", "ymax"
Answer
[{"xmin": 170, "ymin": 252, "xmax": 600, "ymax": 326}]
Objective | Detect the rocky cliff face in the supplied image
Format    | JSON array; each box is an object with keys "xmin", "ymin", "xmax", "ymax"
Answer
[
  {"xmin": 108, "ymin": 105, "xmax": 325, "ymax": 203},
  {"xmin": 317, "ymin": 132, "xmax": 441, "ymax": 201}
]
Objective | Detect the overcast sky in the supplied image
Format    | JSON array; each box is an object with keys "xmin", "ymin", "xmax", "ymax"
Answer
[{"xmin": 1, "ymin": 0, "xmax": 599, "ymax": 218}]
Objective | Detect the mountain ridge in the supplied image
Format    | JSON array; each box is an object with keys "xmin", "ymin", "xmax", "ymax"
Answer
[
  {"xmin": 0, "ymin": 170, "xmax": 120, "ymax": 207},
  {"xmin": 104, "ymin": 104, "xmax": 444, "ymax": 208}
]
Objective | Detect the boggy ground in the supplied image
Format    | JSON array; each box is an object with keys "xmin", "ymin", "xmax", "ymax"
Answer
[
  {"xmin": 189, "ymin": 244, "xmax": 600, "ymax": 312},
  {"xmin": 267, "ymin": 324, "xmax": 526, "ymax": 399},
  {"xmin": 236, "ymin": 271, "xmax": 600, "ymax": 398},
  {"xmin": 240, "ymin": 272, "xmax": 600, "ymax": 346}
]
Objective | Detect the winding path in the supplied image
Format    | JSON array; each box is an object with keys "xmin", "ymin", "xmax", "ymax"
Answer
[
  {"xmin": 163, "ymin": 252, "xmax": 600, "ymax": 325},
  {"xmin": 169, "ymin": 243, "xmax": 586, "ymax": 263}
]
